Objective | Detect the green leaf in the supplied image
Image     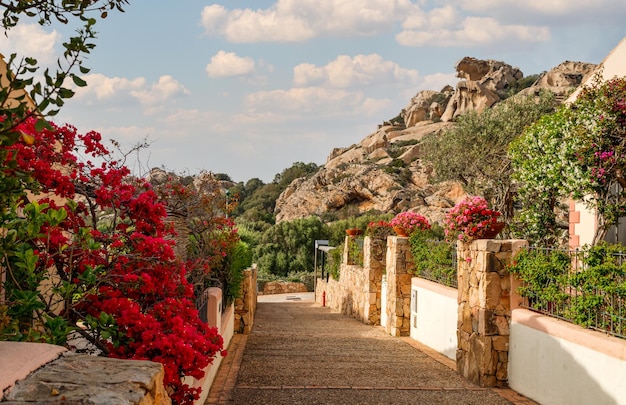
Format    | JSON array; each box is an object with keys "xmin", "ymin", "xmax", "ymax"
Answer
[{"xmin": 71, "ymin": 75, "xmax": 87, "ymax": 87}]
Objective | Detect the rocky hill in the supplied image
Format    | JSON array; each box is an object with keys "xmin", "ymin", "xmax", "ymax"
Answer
[{"xmin": 274, "ymin": 57, "xmax": 596, "ymax": 224}]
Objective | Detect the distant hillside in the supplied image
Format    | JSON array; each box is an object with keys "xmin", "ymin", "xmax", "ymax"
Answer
[{"xmin": 273, "ymin": 58, "xmax": 596, "ymax": 224}]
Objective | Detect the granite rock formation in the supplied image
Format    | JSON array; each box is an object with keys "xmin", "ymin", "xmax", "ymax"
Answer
[{"xmin": 272, "ymin": 57, "xmax": 596, "ymax": 224}]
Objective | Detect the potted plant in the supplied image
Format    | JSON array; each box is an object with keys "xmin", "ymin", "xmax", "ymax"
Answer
[
  {"xmin": 444, "ymin": 196, "xmax": 503, "ymax": 242},
  {"xmin": 346, "ymin": 228, "xmax": 363, "ymax": 237},
  {"xmin": 390, "ymin": 212, "xmax": 431, "ymax": 237},
  {"xmin": 365, "ymin": 220, "xmax": 394, "ymax": 240}
]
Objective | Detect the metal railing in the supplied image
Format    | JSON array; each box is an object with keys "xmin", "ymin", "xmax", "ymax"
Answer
[
  {"xmin": 517, "ymin": 246, "xmax": 626, "ymax": 339},
  {"xmin": 412, "ymin": 239, "xmax": 458, "ymax": 288}
]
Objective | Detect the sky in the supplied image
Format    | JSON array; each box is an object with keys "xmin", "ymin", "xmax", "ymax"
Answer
[{"xmin": 2, "ymin": 1, "xmax": 626, "ymax": 183}]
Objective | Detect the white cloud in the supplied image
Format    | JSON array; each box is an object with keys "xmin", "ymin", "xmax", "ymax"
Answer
[
  {"xmin": 69, "ymin": 74, "xmax": 189, "ymax": 116},
  {"xmin": 206, "ymin": 51, "xmax": 256, "ymax": 78},
  {"xmin": 419, "ymin": 72, "xmax": 458, "ymax": 92},
  {"xmin": 73, "ymin": 74, "xmax": 146, "ymax": 100},
  {"xmin": 397, "ymin": 14, "xmax": 550, "ymax": 47},
  {"xmin": 131, "ymin": 75, "xmax": 189, "ymax": 107},
  {"xmin": 201, "ymin": 0, "xmax": 418, "ymax": 42},
  {"xmin": 0, "ymin": 24, "xmax": 60, "ymax": 65},
  {"xmin": 455, "ymin": 0, "xmax": 626, "ymax": 22},
  {"xmin": 245, "ymin": 87, "xmax": 390, "ymax": 117},
  {"xmin": 293, "ymin": 54, "xmax": 420, "ymax": 88}
]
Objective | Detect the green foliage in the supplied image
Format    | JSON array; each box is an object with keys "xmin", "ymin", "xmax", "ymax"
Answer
[
  {"xmin": 508, "ymin": 248, "xmax": 571, "ymax": 309},
  {"xmin": 506, "ymin": 73, "xmax": 541, "ymax": 97},
  {"xmin": 223, "ymin": 241, "xmax": 252, "ymax": 304},
  {"xmin": 422, "ymin": 90, "xmax": 557, "ymax": 219},
  {"xmin": 509, "ymin": 75, "xmax": 626, "ymax": 245},
  {"xmin": 508, "ymin": 107, "xmax": 585, "ymax": 246},
  {"xmin": 324, "ymin": 212, "xmax": 393, "ymax": 246},
  {"xmin": 327, "ymin": 247, "xmax": 342, "ymax": 280},
  {"xmin": 272, "ymin": 161, "xmax": 320, "ymax": 189},
  {"xmin": 510, "ymin": 243, "xmax": 626, "ymax": 336},
  {"xmin": 409, "ymin": 229, "xmax": 456, "ymax": 287},
  {"xmin": 386, "ymin": 113, "xmax": 405, "ymax": 126},
  {"xmin": 346, "ymin": 237, "xmax": 364, "ymax": 266},
  {"xmin": 254, "ymin": 216, "xmax": 326, "ymax": 277}
]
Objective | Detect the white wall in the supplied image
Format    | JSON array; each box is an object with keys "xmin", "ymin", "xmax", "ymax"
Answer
[
  {"xmin": 575, "ymin": 200, "xmax": 597, "ymax": 247},
  {"xmin": 380, "ymin": 275, "xmax": 387, "ymax": 328},
  {"xmin": 509, "ymin": 309, "xmax": 626, "ymax": 405},
  {"xmin": 410, "ymin": 278, "xmax": 457, "ymax": 360}
]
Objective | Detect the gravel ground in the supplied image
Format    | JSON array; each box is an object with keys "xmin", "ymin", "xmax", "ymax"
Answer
[{"xmin": 211, "ymin": 293, "xmax": 535, "ymax": 405}]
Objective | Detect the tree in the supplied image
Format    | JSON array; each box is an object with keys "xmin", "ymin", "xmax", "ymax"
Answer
[
  {"xmin": 422, "ymin": 91, "xmax": 556, "ymax": 223},
  {"xmin": 254, "ymin": 216, "xmax": 326, "ymax": 276},
  {"xmin": 510, "ymin": 75, "xmax": 626, "ymax": 245},
  {"xmin": 149, "ymin": 171, "xmax": 244, "ymax": 305},
  {"xmin": 272, "ymin": 161, "xmax": 319, "ymax": 189}
]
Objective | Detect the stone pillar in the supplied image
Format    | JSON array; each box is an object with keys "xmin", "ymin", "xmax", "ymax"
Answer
[
  {"xmin": 234, "ymin": 265, "xmax": 258, "ymax": 334},
  {"xmin": 385, "ymin": 236, "xmax": 413, "ymax": 336},
  {"xmin": 456, "ymin": 239, "xmax": 527, "ymax": 387},
  {"xmin": 363, "ymin": 236, "xmax": 385, "ymax": 325}
]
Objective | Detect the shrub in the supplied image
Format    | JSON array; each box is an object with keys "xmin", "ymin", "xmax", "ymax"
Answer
[
  {"xmin": 390, "ymin": 212, "xmax": 431, "ymax": 235},
  {"xmin": 409, "ymin": 230, "xmax": 457, "ymax": 287},
  {"xmin": 365, "ymin": 220, "xmax": 394, "ymax": 240},
  {"xmin": 0, "ymin": 117, "xmax": 224, "ymax": 404}
]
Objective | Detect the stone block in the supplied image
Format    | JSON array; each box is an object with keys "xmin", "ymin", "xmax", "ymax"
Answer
[
  {"xmin": 469, "ymin": 286, "xmax": 479, "ymax": 308},
  {"xmin": 480, "ymin": 375, "xmax": 497, "ymax": 388},
  {"xmin": 492, "ymin": 336, "xmax": 509, "ymax": 352},
  {"xmin": 494, "ymin": 315, "xmax": 510, "ymax": 336},
  {"xmin": 496, "ymin": 361, "xmax": 508, "ymax": 381},
  {"xmin": 461, "ymin": 304, "xmax": 473, "ymax": 334},
  {"xmin": 479, "ymin": 272, "xmax": 502, "ymax": 309},
  {"xmin": 478, "ymin": 308, "xmax": 498, "ymax": 336},
  {"xmin": 5, "ymin": 353, "xmax": 171, "ymax": 405}
]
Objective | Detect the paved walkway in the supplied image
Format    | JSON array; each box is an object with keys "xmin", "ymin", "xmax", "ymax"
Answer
[{"xmin": 206, "ymin": 293, "xmax": 537, "ymax": 405}]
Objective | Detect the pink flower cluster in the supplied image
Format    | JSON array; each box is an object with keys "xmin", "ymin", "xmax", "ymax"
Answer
[
  {"xmin": 390, "ymin": 211, "xmax": 430, "ymax": 235},
  {"xmin": 444, "ymin": 196, "xmax": 501, "ymax": 242}
]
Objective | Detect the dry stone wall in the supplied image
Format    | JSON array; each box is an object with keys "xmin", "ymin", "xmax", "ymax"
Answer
[
  {"xmin": 259, "ymin": 281, "xmax": 308, "ymax": 295},
  {"xmin": 384, "ymin": 236, "xmax": 414, "ymax": 337},
  {"xmin": 234, "ymin": 265, "xmax": 258, "ymax": 334},
  {"xmin": 456, "ymin": 239, "xmax": 527, "ymax": 387},
  {"xmin": 315, "ymin": 236, "xmax": 385, "ymax": 325}
]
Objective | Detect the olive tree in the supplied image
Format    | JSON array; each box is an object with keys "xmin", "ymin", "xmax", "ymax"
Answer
[{"xmin": 422, "ymin": 91, "xmax": 556, "ymax": 223}]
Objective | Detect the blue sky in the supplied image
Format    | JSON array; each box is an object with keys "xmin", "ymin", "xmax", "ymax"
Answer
[{"xmin": 2, "ymin": 1, "xmax": 626, "ymax": 182}]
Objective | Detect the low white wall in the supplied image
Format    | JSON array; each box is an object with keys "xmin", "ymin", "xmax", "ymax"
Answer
[
  {"xmin": 380, "ymin": 275, "xmax": 387, "ymax": 328},
  {"xmin": 409, "ymin": 278, "xmax": 457, "ymax": 360},
  {"xmin": 509, "ymin": 309, "xmax": 626, "ymax": 405},
  {"xmin": 191, "ymin": 298, "xmax": 235, "ymax": 405}
]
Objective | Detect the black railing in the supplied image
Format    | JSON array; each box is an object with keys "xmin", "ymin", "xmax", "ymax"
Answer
[
  {"xmin": 412, "ymin": 239, "xmax": 458, "ymax": 288},
  {"xmin": 515, "ymin": 246, "xmax": 626, "ymax": 339}
]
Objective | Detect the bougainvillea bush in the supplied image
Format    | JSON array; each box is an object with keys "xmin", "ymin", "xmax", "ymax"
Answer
[
  {"xmin": 0, "ymin": 116, "xmax": 224, "ymax": 404},
  {"xmin": 445, "ymin": 196, "xmax": 502, "ymax": 242}
]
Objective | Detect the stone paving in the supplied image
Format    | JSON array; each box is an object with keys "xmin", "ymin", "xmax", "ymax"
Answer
[{"xmin": 206, "ymin": 293, "xmax": 537, "ymax": 405}]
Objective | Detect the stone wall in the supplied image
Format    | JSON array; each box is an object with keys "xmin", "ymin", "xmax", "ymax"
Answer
[
  {"xmin": 315, "ymin": 236, "xmax": 385, "ymax": 325},
  {"xmin": 234, "ymin": 265, "xmax": 258, "ymax": 334},
  {"xmin": 384, "ymin": 236, "xmax": 413, "ymax": 337},
  {"xmin": 2, "ymin": 347, "xmax": 171, "ymax": 404},
  {"xmin": 259, "ymin": 281, "xmax": 308, "ymax": 295},
  {"xmin": 456, "ymin": 239, "xmax": 526, "ymax": 388}
]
